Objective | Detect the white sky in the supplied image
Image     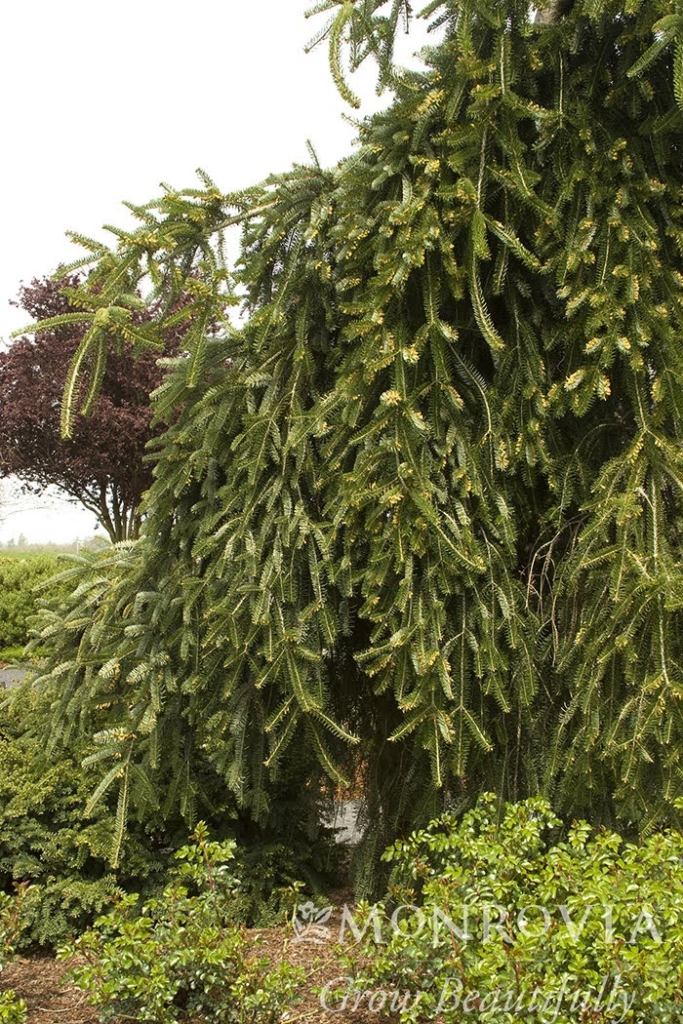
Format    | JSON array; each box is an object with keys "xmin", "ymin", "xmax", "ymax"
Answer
[{"xmin": 0, "ymin": 0, "xmax": 431, "ymax": 544}]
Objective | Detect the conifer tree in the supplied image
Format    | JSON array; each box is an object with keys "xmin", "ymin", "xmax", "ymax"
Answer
[{"xmin": 29, "ymin": 0, "xmax": 683, "ymax": 881}]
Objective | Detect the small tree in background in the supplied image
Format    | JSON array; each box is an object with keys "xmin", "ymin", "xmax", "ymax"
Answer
[{"xmin": 0, "ymin": 277, "xmax": 184, "ymax": 542}]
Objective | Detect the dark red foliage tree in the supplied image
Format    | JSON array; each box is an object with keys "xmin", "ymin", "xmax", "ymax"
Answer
[{"xmin": 0, "ymin": 277, "xmax": 181, "ymax": 542}]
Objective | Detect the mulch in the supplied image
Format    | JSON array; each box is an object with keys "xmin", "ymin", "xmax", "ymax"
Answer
[
  {"xmin": 3, "ymin": 957, "xmax": 96, "ymax": 1024},
  {"xmin": 1, "ymin": 912, "xmax": 378, "ymax": 1024}
]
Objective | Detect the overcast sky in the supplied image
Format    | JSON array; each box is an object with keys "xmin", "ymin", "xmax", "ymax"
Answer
[{"xmin": 0, "ymin": 0, "xmax": 431, "ymax": 544}]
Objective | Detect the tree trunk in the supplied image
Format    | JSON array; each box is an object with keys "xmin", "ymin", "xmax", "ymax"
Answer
[
  {"xmin": 94, "ymin": 490, "xmax": 141, "ymax": 543},
  {"xmin": 535, "ymin": 1, "xmax": 570, "ymax": 25}
]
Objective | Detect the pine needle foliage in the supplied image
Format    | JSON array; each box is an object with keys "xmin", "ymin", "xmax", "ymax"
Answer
[{"xmin": 30, "ymin": 0, "xmax": 683, "ymax": 886}]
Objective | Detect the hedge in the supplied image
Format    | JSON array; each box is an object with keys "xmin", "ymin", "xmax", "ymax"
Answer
[{"xmin": 0, "ymin": 556, "xmax": 70, "ymax": 652}]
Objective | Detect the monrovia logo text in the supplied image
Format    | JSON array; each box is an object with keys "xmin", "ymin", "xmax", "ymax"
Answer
[
  {"xmin": 292, "ymin": 901, "xmax": 664, "ymax": 946},
  {"xmin": 320, "ymin": 974, "xmax": 635, "ymax": 1022}
]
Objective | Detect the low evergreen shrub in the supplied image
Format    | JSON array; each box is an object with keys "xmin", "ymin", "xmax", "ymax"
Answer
[
  {"xmin": 0, "ymin": 685, "xmax": 337, "ymax": 944},
  {"xmin": 0, "ymin": 687, "xmax": 169, "ymax": 946}
]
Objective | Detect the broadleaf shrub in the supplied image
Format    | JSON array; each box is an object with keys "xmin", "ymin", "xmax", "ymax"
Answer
[
  {"xmin": 0, "ymin": 993, "xmax": 26, "ymax": 1024},
  {"xmin": 346, "ymin": 796, "xmax": 683, "ymax": 1023},
  {"xmin": 60, "ymin": 823, "xmax": 303, "ymax": 1023},
  {"xmin": 0, "ymin": 888, "xmax": 29, "ymax": 1023}
]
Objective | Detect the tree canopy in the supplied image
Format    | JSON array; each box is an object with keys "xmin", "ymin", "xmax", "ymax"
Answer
[
  {"xmin": 0, "ymin": 277, "xmax": 185, "ymax": 542},
  {"xmin": 29, "ymin": 0, "xmax": 683, "ymax": 885}
]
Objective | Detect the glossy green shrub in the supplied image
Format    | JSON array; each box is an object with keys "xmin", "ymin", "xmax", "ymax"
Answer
[
  {"xmin": 60, "ymin": 823, "xmax": 303, "ymax": 1023},
  {"xmin": 0, "ymin": 889, "xmax": 28, "ymax": 1023},
  {"xmin": 0, "ymin": 992, "xmax": 26, "ymax": 1024},
  {"xmin": 348, "ymin": 796, "xmax": 683, "ymax": 1023},
  {"xmin": 0, "ymin": 555, "xmax": 70, "ymax": 652}
]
